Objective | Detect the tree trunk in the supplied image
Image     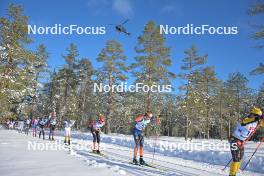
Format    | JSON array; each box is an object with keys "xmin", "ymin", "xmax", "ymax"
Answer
[
  {"xmin": 185, "ymin": 116, "xmax": 189, "ymax": 141},
  {"xmin": 228, "ymin": 118, "xmax": 231, "ymax": 137},
  {"xmin": 105, "ymin": 69, "xmax": 114, "ymax": 134},
  {"xmin": 220, "ymin": 92, "xmax": 223, "ymax": 140}
]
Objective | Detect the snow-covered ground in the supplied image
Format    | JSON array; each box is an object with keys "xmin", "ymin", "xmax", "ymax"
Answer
[
  {"xmin": 0, "ymin": 127, "xmax": 123, "ymax": 176},
  {"xmin": 1, "ymin": 126, "xmax": 263, "ymax": 176}
]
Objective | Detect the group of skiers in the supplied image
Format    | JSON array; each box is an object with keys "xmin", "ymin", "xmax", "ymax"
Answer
[
  {"xmin": 4, "ymin": 106, "xmax": 264, "ymax": 174},
  {"xmin": 8, "ymin": 111, "xmax": 58, "ymax": 140}
]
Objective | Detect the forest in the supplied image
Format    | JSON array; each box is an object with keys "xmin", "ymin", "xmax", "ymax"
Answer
[{"xmin": 0, "ymin": 2, "xmax": 263, "ymax": 141}]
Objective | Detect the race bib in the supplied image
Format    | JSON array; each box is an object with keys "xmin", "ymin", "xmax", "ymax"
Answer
[{"xmin": 233, "ymin": 122, "xmax": 258, "ymax": 141}]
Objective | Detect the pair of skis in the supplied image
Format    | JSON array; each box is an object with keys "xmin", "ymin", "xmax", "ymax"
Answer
[{"xmin": 129, "ymin": 161, "xmax": 157, "ymax": 168}]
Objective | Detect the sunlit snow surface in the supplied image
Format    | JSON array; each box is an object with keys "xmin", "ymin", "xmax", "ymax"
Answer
[{"xmin": 1, "ymin": 127, "xmax": 263, "ymax": 176}]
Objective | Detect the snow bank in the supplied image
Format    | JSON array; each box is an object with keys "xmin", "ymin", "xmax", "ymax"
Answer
[{"xmin": 55, "ymin": 130, "xmax": 264, "ymax": 174}]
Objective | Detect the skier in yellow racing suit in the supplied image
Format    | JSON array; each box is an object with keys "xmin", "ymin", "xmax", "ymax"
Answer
[{"xmin": 229, "ymin": 107, "xmax": 264, "ymax": 176}]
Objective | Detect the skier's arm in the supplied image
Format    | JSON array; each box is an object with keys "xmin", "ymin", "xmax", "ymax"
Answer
[{"xmin": 241, "ymin": 117, "xmax": 256, "ymax": 125}]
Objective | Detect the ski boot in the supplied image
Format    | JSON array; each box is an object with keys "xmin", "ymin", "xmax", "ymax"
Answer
[
  {"xmin": 133, "ymin": 157, "xmax": 139, "ymax": 165},
  {"xmin": 96, "ymin": 150, "xmax": 101, "ymax": 154},
  {"xmin": 139, "ymin": 157, "xmax": 146, "ymax": 165}
]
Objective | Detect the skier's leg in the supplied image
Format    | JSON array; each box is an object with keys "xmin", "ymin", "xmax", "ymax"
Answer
[
  {"xmin": 133, "ymin": 133, "xmax": 140, "ymax": 164},
  {"xmin": 52, "ymin": 128, "xmax": 54, "ymax": 140},
  {"xmin": 133, "ymin": 136, "xmax": 139, "ymax": 158},
  {"xmin": 34, "ymin": 128, "xmax": 37, "ymax": 137},
  {"xmin": 64, "ymin": 128, "xmax": 67, "ymax": 144},
  {"xmin": 139, "ymin": 135, "xmax": 146, "ymax": 165},
  {"xmin": 96, "ymin": 131, "xmax": 100, "ymax": 153},
  {"xmin": 43, "ymin": 129, "xmax": 45, "ymax": 140},
  {"xmin": 236, "ymin": 146, "xmax": 244, "ymax": 171},
  {"xmin": 229, "ymin": 139, "xmax": 242, "ymax": 176},
  {"xmin": 49, "ymin": 128, "xmax": 51, "ymax": 140},
  {"xmin": 91, "ymin": 131, "xmax": 96, "ymax": 150},
  {"xmin": 68, "ymin": 129, "xmax": 71, "ymax": 145}
]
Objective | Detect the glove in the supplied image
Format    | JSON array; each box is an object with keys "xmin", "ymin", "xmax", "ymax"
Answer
[{"xmin": 261, "ymin": 138, "xmax": 264, "ymax": 142}]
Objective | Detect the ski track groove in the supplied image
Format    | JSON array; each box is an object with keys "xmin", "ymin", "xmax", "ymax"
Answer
[
  {"xmin": 109, "ymin": 146, "xmax": 226, "ymax": 175},
  {"xmin": 54, "ymin": 134, "xmax": 262, "ymax": 176},
  {"xmin": 103, "ymin": 148, "xmax": 216, "ymax": 176},
  {"xmin": 69, "ymin": 140, "xmax": 222, "ymax": 176},
  {"xmin": 68, "ymin": 141, "xmax": 172, "ymax": 176}
]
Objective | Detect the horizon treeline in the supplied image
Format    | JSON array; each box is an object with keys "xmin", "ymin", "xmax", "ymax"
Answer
[{"xmin": 0, "ymin": 3, "xmax": 263, "ymax": 140}]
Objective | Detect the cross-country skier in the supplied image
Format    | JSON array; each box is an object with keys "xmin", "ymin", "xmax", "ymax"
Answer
[
  {"xmin": 18, "ymin": 119, "xmax": 24, "ymax": 133},
  {"xmin": 229, "ymin": 107, "xmax": 264, "ymax": 176},
  {"xmin": 90, "ymin": 114, "xmax": 105, "ymax": 153},
  {"xmin": 48, "ymin": 111, "xmax": 57, "ymax": 141},
  {"xmin": 64, "ymin": 119, "xmax": 75, "ymax": 145},
  {"xmin": 132, "ymin": 111, "xmax": 161, "ymax": 165},
  {"xmin": 24, "ymin": 118, "xmax": 31, "ymax": 135},
  {"xmin": 38, "ymin": 116, "xmax": 47, "ymax": 140},
  {"xmin": 6, "ymin": 120, "xmax": 10, "ymax": 129},
  {"xmin": 9, "ymin": 120, "xmax": 15, "ymax": 129},
  {"xmin": 32, "ymin": 118, "xmax": 38, "ymax": 137}
]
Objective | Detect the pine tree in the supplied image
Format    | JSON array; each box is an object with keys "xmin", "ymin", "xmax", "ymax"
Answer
[
  {"xmin": 132, "ymin": 21, "xmax": 175, "ymax": 111},
  {"xmin": 32, "ymin": 44, "xmax": 49, "ymax": 117},
  {"xmin": 96, "ymin": 40, "xmax": 128, "ymax": 134},
  {"xmin": 195, "ymin": 66, "xmax": 218, "ymax": 139},
  {"xmin": 249, "ymin": 1, "xmax": 264, "ymax": 75},
  {"xmin": 58, "ymin": 43, "xmax": 79, "ymax": 120},
  {"xmin": 75, "ymin": 58, "xmax": 96, "ymax": 128},
  {"xmin": 180, "ymin": 45, "xmax": 207, "ymax": 140},
  {"xmin": 225, "ymin": 72, "xmax": 250, "ymax": 132},
  {"xmin": 250, "ymin": 63, "xmax": 264, "ymax": 75},
  {"xmin": 0, "ymin": 4, "xmax": 37, "ymax": 119}
]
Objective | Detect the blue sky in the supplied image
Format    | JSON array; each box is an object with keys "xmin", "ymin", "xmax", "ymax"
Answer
[{"xmin": 1, "ymin": 0, "xmax": 263, "ymax": 91}]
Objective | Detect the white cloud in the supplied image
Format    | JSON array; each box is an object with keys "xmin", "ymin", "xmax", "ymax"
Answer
[
  {"xmin": 86, "ymin": 0, "xmax": 134, "ymax": 17},
  {"xmin": 112, "ymin": 0, "xmax": 134, "ymax": 18},
  {"xmin": 161, "ymin": 5, "xmax": 176, "ymax": 13},
  {"xmin": 160, "ymin": 4, "xmax": 183, "ymax": 16}
]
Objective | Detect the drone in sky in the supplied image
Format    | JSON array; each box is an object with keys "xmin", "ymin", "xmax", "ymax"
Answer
[{"xmin": 108, "ymin": 19, "xmax": 131, "ymax": 36}]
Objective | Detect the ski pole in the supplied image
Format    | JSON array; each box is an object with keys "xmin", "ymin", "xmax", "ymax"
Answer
[
  {"xmin": 151, "ymin": 127, "xmax": 159, "ymax": 164},
  {"xmin": 241, "ymin": 141, "xmax": 263, "ymax": 171},
  {"xmin": 222, "ymin": 158, "xmax": 232, "ymax": 171}
]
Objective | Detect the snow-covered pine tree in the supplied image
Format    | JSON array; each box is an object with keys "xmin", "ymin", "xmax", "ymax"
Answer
[
  {"xmin": 179, "ymin": 45, "xmax": 207, "ymax": 140},
  {"xmin": 96, "ymin": 40, "xmax": 128, "ymax": 134}
]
